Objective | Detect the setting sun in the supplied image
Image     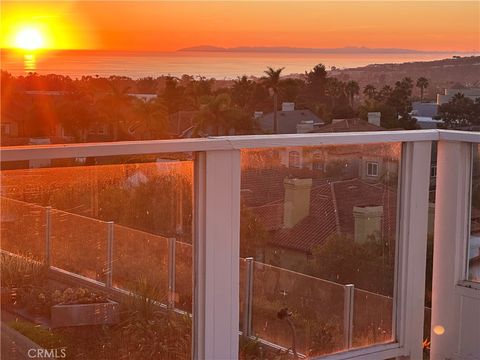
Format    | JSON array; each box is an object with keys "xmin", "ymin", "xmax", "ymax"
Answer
[{"xmin": 15, "ymin": 27, "xmax": 44, "ymax": 51}]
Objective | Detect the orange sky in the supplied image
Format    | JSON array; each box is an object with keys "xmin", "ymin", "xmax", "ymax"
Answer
[{"xmin": 1, "ymin": 1, "xmax": 479, "ymax": 52}]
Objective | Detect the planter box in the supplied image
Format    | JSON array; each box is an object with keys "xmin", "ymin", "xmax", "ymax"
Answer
[{"xmin": 51, "ymin": 300, "xmax": 120, "ymax": 328}]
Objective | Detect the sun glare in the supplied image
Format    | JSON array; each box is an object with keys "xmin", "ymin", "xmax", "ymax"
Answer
[{"xmin": 15, "ymin": 28, "xmax": 45, "ymax": 51}]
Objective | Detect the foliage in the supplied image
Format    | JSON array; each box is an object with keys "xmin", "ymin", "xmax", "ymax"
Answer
[
  {"xmin": 239, "ymin": 336, "xmax": 263, "ymax": 360},
  {"xmin": 438, "ymin": 93, "xmax": 480, "ymax": 128},
  {"xmin": 240, "ymin": 205, "xmax": 269, "ymax": 260},
  {"xmin": 309, "ymin": 234, "xmax": 395, "ymax": 296},
  {"xmin": 416, "ymin": 77, "xmax": 429, "ymax": 102},
  {"xmin": 116, "ymin": 277, "xmax": 192, "ymax": 359},
  {"xmin": 2, "ymin": 68, "xmax": 442, "ymax": 140},
  {"xmin": 303, "ymin": 319, "xmax": 341, "ymax": 356},
  {"xmin": 359, "ymin": 77, "xmax": 418, "ymax": 129},
  {"xmin": 8, "ymin": 320, "xmax": 67, "ymax": 349},
  {"xmin": 0, "ymin": 253, "xmax": 47, "ymax": 289},
  {"xmin": 193, "ymin": 93, "xmax": 254, "ymax": 136},
  {"xmin": 51, "ymin": 287, "xmax": 108, "ymax": 306},
  {"xmin": 262, "ymin": 67, "xmax": 285, "ymax": 134}
]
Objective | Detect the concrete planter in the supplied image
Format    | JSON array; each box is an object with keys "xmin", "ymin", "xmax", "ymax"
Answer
[{"xmin": 50, "ymin": 299, "xmax": 120, "ymax": 328}]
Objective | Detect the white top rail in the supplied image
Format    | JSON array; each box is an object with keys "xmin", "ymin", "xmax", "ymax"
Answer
[{"xmin": 0, "ymin": 130, "xmax": 477, "ymax": 162}]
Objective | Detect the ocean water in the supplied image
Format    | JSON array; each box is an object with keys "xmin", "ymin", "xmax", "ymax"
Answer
[{"xmin": 0, "ymin": 50, "xmax": 471, "ymax": 79}]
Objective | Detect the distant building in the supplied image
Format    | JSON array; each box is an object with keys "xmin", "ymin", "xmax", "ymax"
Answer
[
  {"xmin": 412, "ymin": 102, "xmax": 438, "ymax": 117},
  {"xmin": 257, "ymin": 103, "xmax": 324, "ymax": 134},
  {"xmin": 410, "ymin": 102, "xmax": 443, "ymax": 129},
  {"xmin": 437, "ymin": 88, "xmax": 480, "ymax": 105}
]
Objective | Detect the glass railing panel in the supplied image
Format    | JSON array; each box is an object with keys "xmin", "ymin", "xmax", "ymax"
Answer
[
  {"xmin": 51, "ymin": 209, "xmax": 108, "ymax": 282},
  {"xmin": 1, "ymin": 196, "xmax": 46, "ymax": 261},
  {"xmin": 468, "ymin": 144, "xmax": 480, "ymax": 282},
  {"xmin": 112, "ymin": 224, "xmax": 169, "ymax": 298},
  {"xmin": 352, "ymin": 288, "xmax": 393, "ymax": 348},
  {"xmin": 251, "ymin": 262, "xmax": 345, "ymax": 356},
  {"xmin": 0, "ymin": 154, "xmax": 194, "ymax": 359},
  {"xmin": 240, "ymin": 143, "xmax": 401, "ymax": 357}
]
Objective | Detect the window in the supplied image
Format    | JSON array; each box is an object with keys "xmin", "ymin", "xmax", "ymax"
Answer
[
  {"xmin": 289, "ymin": 151, "xmax": 301, "ymax": 168},
  {"xmin": 366, "ymin": 161, "xmax": 379, "ymax": 177},
  {"xmin": 468, "ymin": 144, "xmax": 480, "ymax": 282},
  {"xmin": 431, "ymin": 164, "xmax": 437, "ymax": 178},
  {"xmin": 312, "ymin": 152, "xmax": 323, "ymax": 171}
]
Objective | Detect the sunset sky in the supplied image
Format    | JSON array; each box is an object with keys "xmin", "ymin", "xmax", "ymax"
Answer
[{"xmin": 1, "ymin": 1, "xmax": 479, "ymax": 52}]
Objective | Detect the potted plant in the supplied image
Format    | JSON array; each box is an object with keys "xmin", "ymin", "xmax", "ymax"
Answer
[{"xmin": 50, "ymin": 287, "xmax": 119, "ymax": 328}]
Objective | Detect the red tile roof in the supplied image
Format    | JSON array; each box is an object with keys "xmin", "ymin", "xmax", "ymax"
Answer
[{"xmin": 244, "ymin": 175, "xmax": 398, "ymax": 253}]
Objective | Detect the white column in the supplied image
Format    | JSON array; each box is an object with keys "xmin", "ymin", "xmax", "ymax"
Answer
[
  {"xmin": 194, "ymin": 150, "xmax": 241, "ymax": 360},
  {"xmin": 396, "ymin": 141, "xmax": 432, "ymax": 359},
  {"xmin": 430, "ymin": 141, "xmax": 471, "ymax": 359}
]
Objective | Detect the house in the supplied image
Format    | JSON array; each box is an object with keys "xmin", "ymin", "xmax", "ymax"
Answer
[
  {"xmin": 241, "ymin": 143, "xmax": 400, "ymax": 270},
  {"xmin": 277, "ymin": 142, "xmax": 398, "ymax": 183},
  {"xmin": 257, "ymin": 102, "xmax": 324, "ymax": 134},
  {"xmin": 437, "ymin": 88, "xmax": 480, "ymax": 105},
  {"xmin": 412, "ymin": 101, "xmax": 438, "ymax": 118},
  {"xmin": 242, "ymin": 168, "xmax": 398, "ymax": 270}
]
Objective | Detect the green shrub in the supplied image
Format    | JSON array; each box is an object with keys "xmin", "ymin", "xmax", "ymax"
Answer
[{"xmin": 8, "ymin": 321, "xmax": 67, "ymax": 349}]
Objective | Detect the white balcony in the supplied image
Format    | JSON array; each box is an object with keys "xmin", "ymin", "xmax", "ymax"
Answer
[{"xmin": 0, "ymin": 129, "xmax": 479, "ymax": 360}]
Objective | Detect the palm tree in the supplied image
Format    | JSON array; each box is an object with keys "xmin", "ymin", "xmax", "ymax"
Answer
[
  {"xmin": 133, "ymin": 98, "xmax": 168, "ymax": 139},
  {"xmin": 262, "ymin": 67, "xmax": 284, "ymax": 134},
  {"xmin": 326, "ymin": 78, "xmax": 346, "ymax": 109},
  {"xmin": 231, "ymin": 75, "xmax": 255, "ymax": 109},
  {"xmin": 345, "ymin": 80, "xmax": 360, "ymax": 107},
  {"xmin": 96, "ymin": 82, "xmax": 133, "ymax": 140},
  {"xmin": 193, "ymin": 93, "xmax": 231, "ymax": 136},
  {"xmin": 416, "ymin": 77, "xmax": 429, "ymax": 102},
  {"xmin": 363, "ymin": 84, "xmax": 376, "ymax": 100}
]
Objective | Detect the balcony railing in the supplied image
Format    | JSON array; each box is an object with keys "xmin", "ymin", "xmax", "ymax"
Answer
[{"xmin": 1, "ymin": 129, "xmax": 479, "ymax": 360}]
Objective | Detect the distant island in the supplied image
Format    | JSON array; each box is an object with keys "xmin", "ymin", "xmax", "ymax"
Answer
[{"xmin": 177, "ymin": 45, "xmax": 463, "ymax": 54}]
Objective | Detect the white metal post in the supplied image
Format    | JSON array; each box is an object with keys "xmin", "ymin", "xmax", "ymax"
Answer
[
  {"xmin": 193, "ymin": 150, "xmax": 241, "ymax": 360},
  {"xmin": 343, "ymin": 284, "xmax": 354, "ymax": 349},
  {"xmin": 243, "ymin": 257, "xmax": 254, "ymax": 338},
  {"xmin": 430, "ymin": 141, "xmax": 472, "ymax": 359},
  {"xmin": 106, "ymin": 221, "xmax": 114, "ymax": 288},
  {"xmin": 45, "ymin": 206, "xmax": 52, "ymax": 266},
  {"xmin": 168, "ymin": 237, "xmax": 176, "ymax": 309},
  {"xmin": 396, "ymin": 141, "xmax": 432, "ymax": 359}
]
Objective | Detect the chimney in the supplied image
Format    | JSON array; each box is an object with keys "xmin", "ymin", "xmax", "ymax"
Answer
[
  {"xmin": 283, "ymin": 178, "xmax": 312, "ymax": 229},
  {"xmin": 282, "ymin": 102, "xmax": 295, "ymax": 112},
  {"xmin": 353, "ymin": 205, "xmax": 383, "ymax": 243},
  {"xmin": 367, "ymin": 112, "xmax": 381, "ymax": 127}
]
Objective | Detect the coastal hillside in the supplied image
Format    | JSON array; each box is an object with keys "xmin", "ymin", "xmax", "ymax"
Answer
[{"xmin": 330, "ymin": 56, "xmax": 480, "ymax": 100}]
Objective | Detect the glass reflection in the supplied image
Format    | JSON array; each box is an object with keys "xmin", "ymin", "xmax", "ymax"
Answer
[{"xmin": 239, "ymin": 143, "xmax": 400, "ymax": 357}]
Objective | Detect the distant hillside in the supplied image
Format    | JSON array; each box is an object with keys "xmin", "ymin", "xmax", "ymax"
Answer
[
  {"xmin": 178, "ymin": 45, "xmax": 453, "ymax": 54},
  {"xmin": 331, "ymin": 56, "xmax": 480, "ymax": 100}
]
